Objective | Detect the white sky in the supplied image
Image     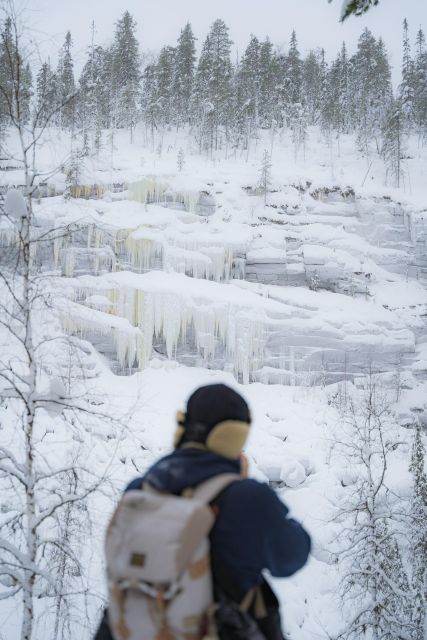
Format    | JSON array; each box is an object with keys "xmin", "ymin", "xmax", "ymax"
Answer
[{"xmin": 19, "ymin": 0, "xmax": 427, "ymax": 86}]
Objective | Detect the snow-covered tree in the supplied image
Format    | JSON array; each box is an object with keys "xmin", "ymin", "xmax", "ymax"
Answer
[
  {"xmin": 77, "ymin": 22, "xmax": 108, "ymax": 146},
  {"xmin": 177, "ymin": 147, "xmax": 185, "ymax": 172},
  {"xmin": 35, "ymin": 61, "xmax": 57, "ymax": 128},
  {"xmin": 400, "ymin": 19, "xmax": 416, "ymax": 126},
  {"xmin": 234, "ymin": 34, "xmax": 261, "ymax": 149},
  {"xmin": 156, "ymin": 45, "xmax": 176, "ymax": 128},
  {"xmin": 413, "ymin": 27, "xmax": 427, "ymax": 141},
  {"xmin": 191, "ymin": 19, "xmax": 233, "ymax": 153},
  {"xmin": 332, "ymin": 379, "xmax": 413, "ymax": 640},
  {"xmin": 381, "ymin": 98, "xmax": 407, "ymax": 188},
  {"xmin": 258, "ymin": 149, "xmax": 272, "ymax": 204},
  {"xmin": 141, "ymin": 62, "xmax": 159, "ymax": 145},
  {"xmin": 111, "ymin": 11, "xmax": 141, "ymax": 140},
  {"xmin": 286, "ymin": 30, "xmax": 302, "ymax": 109},
  {"xmin": 290, "ymin": 102, "xmax": 308, "ymax": 161},
  {"xmin": 408, "ymin": 424, "xmax": 427, "ymax": 639},
  {"xmin": 57, "ymin": 31, "xmax": 76, "ymax": 130},
  {"xmin": 302, "ymin": 49, "xmax": 323, "ymax": 125},
  {"xmin": 258, "ymin": 38, "xmax": 275, "ymax": 129},
  {"xmin": 0, "ymin": 16, "xmax": 32, "ymax": 129},
  {"xmin": 0, "ymin": 13, "xmax": 116, "ymax": 638},
  {"xmin": 352, "ymin": 29, "xmax": 392, "ymax": 156},
  {"xmin": 172, "ymin": 22, "xmax": 196, "ymax": 128}
]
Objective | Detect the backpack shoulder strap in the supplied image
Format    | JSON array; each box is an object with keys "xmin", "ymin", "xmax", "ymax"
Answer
[{"xmin": 191, "ymin": 473, "xmax": 241, "ymax": 505}]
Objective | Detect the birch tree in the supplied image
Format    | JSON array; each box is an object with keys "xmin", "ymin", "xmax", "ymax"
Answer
[
  {"xmin": 332, "ymin": 377, "xmax": 414, "ymax": 640},
  {"xmin": 0, "ymin": 9, "xmax": 119, "ymax": 639}
]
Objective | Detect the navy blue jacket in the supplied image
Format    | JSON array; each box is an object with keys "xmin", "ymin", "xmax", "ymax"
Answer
[{"xmin": 127, "ymin": 448, "xmax": 311, "ymax": 595}]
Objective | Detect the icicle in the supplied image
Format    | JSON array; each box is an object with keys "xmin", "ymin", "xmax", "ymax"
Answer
[
  {"xmin": 128, "ymin": 177, "xmax": 170, "ymax": 205},
  {"xmin": 58, "ymin": 300, "xmax": 144, "ymax": 371},
  {"xmin": 63, "ymin": 248, "xmax": 75, "ymax": 277},
  {"xmin": 125, "ymin": 234, "xmax": 162, "ymax": 271}
]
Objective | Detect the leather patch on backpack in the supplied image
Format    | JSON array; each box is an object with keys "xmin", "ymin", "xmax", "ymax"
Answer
[
  {"xmin": 189, "ymin": 554, "xmax": 209, "ymax": 579},
  {"xmin": 129, "ymin": 552, "xmax": 146, "ymax": 567}
]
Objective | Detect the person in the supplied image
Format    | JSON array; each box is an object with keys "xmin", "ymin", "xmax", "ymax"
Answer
[{"xmin": 95, "ymin": 383, "xmax": 311, "ymax": 640}]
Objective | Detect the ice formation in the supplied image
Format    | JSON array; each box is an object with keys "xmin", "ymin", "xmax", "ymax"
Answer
[
  {"xmin": 28, "ymin": 167, "xmax": 426, "ymax": 387},
  {"xmin": 66, "ymin": 272, "xmax": 268, "ymax": 383},
  {"xmin": 128, "ymin": 176, "xmax": 201, "ymax": 212},
  {"xmin": 58, "ymin": 298, "xmax": 143, "ymax": 371}
]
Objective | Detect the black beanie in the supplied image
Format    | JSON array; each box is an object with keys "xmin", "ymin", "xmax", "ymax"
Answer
[{"xmin": 178, "ymin": 384, "xmax": 251, "ymax": 447}]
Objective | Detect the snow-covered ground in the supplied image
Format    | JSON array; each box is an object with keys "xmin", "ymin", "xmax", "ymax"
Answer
[{"xmin": 1, "ymin": 125, "xmax": 426, "ymax": 638}]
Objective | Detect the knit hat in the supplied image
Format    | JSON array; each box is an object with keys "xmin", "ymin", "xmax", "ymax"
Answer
[{"xmin": 174, "ymin": 384, "xmax": 251, "ymax": 460}]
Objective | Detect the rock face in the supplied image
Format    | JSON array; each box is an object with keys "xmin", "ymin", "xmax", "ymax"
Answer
[{"xmin": 22, "ymin": 180, "xmax": 427, "ymax": 386}]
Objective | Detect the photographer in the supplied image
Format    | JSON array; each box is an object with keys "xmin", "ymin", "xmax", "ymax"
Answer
[{"xmin": 96, "ymin": 383, "xmax": 311, "ymax": 640}]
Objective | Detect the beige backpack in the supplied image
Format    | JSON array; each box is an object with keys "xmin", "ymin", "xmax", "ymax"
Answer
[{"xmin": 105, "ymin": 473, "xmax": 240, "ymax": 640}]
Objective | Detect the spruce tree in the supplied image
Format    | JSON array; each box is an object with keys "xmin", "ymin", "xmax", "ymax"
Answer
[
  {"xmin": 338, "ymin": 43, "xmax": 352, "ymax": 133},
  {"xmin": 235, "ymin": 35, "xmax": 261, "ymax": 148},
  {"xmin": 35, "ymin": 61, "xmax": 57, "ymax": 127},
  {"xmin": 191, "ymin": 20, "xmax": 233, "ymax": 153},
  {"xmin": 57, "ymin": 31, "xmax": 76, "ymax": 129},
  {"xmin": 258, "ymin": 38, "xmax": 275, "ymax": 129},
  {"xmin": 0, "ymin": 17, "xmax": 32, "ymax": 128},
  {"xmin": 141, "ymin": 63, "xmax": 159, "ymax": 143},
  {"xmin": 302, "ymin": 50, "xmax": 322, "ymax": 125},
  {"xmin": 381, "ymin": 97, "xmax": 406, "ymax": 188},
  {"xmin": 111, "ymin": 11, "xmax": 141, "ymax": 140},
  {"xmin": 352, "ymin": 29, "xmax": 392, "ymax": 156},
  {"xmin": 322, "ymin": 56, "xmax": 342, "ymax": 134},
  {"xmin": 287, "ymin": 30, "xmax": 302, "ymax": 107},
  {"xmin": 400, "ymin": 18, "xmax": 416, "ymax": 126},
  {"xmin": 156, "ymin": 45, "xmax": 176, "ymax": 128},
  {"xmin": 172, "ymin": 23, "xmax": 196, "ymax": 128},
  {"xmin": 413, "ymin": 27, "xmax": 427, "ymax": 139},
  {"xmin": 78, "ymin": 22, "xmax": 106, "ymax": 143}
]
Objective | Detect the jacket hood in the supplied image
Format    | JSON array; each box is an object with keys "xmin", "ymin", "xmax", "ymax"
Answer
[{"xmin": 127, "ymin": 448, "xmax": 241, "ymax": 495}]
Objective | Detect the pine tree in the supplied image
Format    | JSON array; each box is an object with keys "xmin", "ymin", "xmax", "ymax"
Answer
[
  {"xmin": 172, "ymin": 22, "xmax": 196, "ymax": 128},
  {"xmin": 111, "ymin": 11, "xmax": 141, "ymax": 140},
  {"xmin": 408, "ymin": 424, "xmax": 427, "ymax": 639}
]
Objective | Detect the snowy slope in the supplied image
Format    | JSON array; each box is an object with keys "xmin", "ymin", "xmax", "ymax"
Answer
[{"xmin": 1, "ymin": 125, "xmax": 426, "ymax": 639}]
